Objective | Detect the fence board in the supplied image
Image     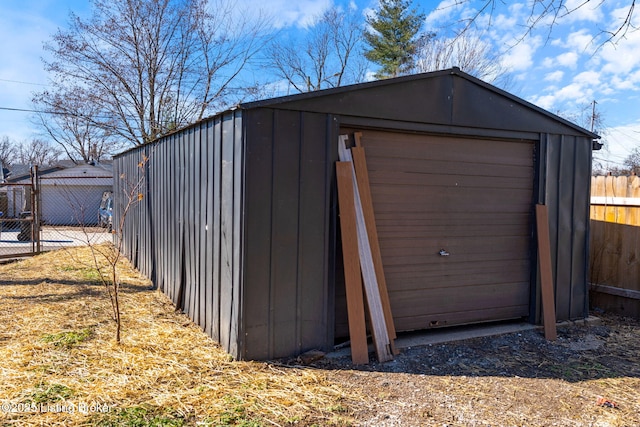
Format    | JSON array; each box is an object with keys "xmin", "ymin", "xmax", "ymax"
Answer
[{"xmin": 591, "ymin": 175, "xmax": 640, "ymax": 225}]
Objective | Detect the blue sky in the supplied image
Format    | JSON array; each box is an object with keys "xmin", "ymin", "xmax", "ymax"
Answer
[{"xmin": 1, "ymin": 0, "xmax": 639, "ymax": 169}]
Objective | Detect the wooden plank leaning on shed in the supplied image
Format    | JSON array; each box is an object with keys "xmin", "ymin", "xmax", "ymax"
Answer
[
  {"xmin": 336, "ymin": 161, "xmax": 369, "ymax": 365},
  {"xmin": 536, "ymin": 204, "xmax": 557, "ymax": 341},
  {"xmin": 338, "ymin": 135, "xmax": 393, "ymax": 362},
  {"xmin": 352, "ymin": 132, "xmax": 398, "ymax": 355}
]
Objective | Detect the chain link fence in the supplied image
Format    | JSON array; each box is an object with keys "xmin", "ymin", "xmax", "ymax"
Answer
[{"xmin": 0, "ymin": 166, "xmax": 112, "ymax": 260}]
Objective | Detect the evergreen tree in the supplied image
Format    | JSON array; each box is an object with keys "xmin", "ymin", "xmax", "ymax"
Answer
[{"xmin": 364, "ymin": 0, "xmax": 427, "ymax": 79}]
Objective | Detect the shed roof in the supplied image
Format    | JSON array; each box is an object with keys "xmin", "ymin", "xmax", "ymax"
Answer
[
  {"xmin": 242, "ymin": 67, "xmax": 599, "ymax": 139},
  {"xmin": 116, "ymin": 67, "xmax": 599, "ymax": 160}
]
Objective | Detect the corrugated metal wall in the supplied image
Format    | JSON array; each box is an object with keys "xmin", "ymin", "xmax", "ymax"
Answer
[
  {"xmin": 535, "ymin": 133, "xmax": 593, "ymax": 322},
  {"xmin": 240, "ymin": 108, "xmax": 336, "ymax": 360},
  {"xmin": 114, "ymin": 111, "xmax": 244, "ymax": 357}
]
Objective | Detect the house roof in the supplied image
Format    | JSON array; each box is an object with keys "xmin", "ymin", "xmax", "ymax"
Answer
[
  {"xmin": 5, "ymin": 165, "xmax": 64, "ymax": 183},
  {"xmin": 8, "ymin": 163, "xmax": 113, "ymax": 186}
]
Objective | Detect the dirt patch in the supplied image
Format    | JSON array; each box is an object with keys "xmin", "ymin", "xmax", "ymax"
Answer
[{"xmin": 294, "ymin": 315, "xmax": 640, "ymax": 426}]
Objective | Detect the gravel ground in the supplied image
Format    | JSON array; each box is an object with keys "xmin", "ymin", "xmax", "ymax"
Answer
[{"xmin": 282, "ymin": 313, "xmax": 640, "ymax": 426}]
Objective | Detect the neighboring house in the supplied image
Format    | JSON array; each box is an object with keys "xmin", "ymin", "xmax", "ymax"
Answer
[
  {"xmin": 9, "ymin": 163, "xmax": 113, "ymax": 225},
  {"xmin": 115, "ymin": 67, "xmax": 599, "ymax": 361},
  {"xmin": 4, "ymin": 165, "xmax": 64, "ymax": 218}
]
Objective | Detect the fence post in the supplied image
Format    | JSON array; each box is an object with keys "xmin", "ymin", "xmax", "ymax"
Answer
[{"xmin": 31, "ymin": 165, "xmax": 41, "ymax": 254}]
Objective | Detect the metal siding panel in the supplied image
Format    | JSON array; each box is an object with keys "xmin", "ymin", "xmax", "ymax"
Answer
[
  {"xmin": 242, "ymin": 109, "xmax": 274, "ymax": 360},
  {"xmin": 203, "ymin": 120, "xmax": 214, "ymax": 337},
  {"xmin": 183, "ymin": 128, "xmax": 194, "ymax": 320},
  {"xmin": 159, "ymin": 141, "xmax": 169, "ymax": 292},
  {"xmin": 543, "ymin": 134, "xmax": 560, "ymax": 320},
  {"xmin": 220, "ymin": 114, "xmax": 235, "ymax": 352},
  {"xmin": 211, "ymin": 117, "xmax": 222, "ymax": 342},
  {"xmin": 570, "ymin": 137, "xmax": 591, "ymax": 318},
  {"xmin": 188, "ymin": 127, "xmax": 198, "ymax": 324},
  {"xmin": 541, "ymin": 133, "xmax": 590, "ymax": 322},
  {"xmin": 555, "ymin": 136, "xmax": 575, "ymax": 320},
  {"xmin": 176, "ymin": 131, "xmax": 185, "ymax": 309},
  {"xmin": 269, "ymin": 109, "xmax": 302, "ymax": 358},
  {"xmin": 298, "ymin": 112, "xmax": 331, "ymax": 351},
  {"xmin": 230, "ymin": 111, "xmax": 243, "ymax": 357},
  {"xmin": 197, "ymin": 123, "xmax": 207, "ymax": 331},
  {"xmin": 189, "ymin": 127, "xmax": 201, "ymax": 325}
]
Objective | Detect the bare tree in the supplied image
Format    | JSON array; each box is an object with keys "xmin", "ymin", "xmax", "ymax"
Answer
[
  {"xmin": 33, "ymin": 86, "xmax": 120, "ymax": 164},
  {"xmin": 0, "ymin": 136, "xmax": 16, "ymax": 168},
  {"xmin": 38, "ymin": 0, "xmax": 270, "ymax": 146},
  {"xmin": 446, "ymin": 0, "xmax": 637, "ymax": 47},
  {"xmin": 266, "ymin": 6, "xmax": 366, "ymax": 92},
  {"xmin": 16, "ymin": 139, "xmax": 62, "ymax": 166},
  {"xmin": 414, "ymin": 29, "xmax": 512, "ymax": 87},
  {"xmin": 623, "ymin": 147, "xmax": 640, "ymax": 175}
]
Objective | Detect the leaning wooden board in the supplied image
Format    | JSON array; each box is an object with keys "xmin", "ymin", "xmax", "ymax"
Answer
[
  {"xmin": 336, "ymin": 161, "xmax": 369, "ymax": 364},
  {"xmin": 338, "ymin": 135, "xmax": 393, "ymax": 362},
  {"xmin": 535, "ymin": 204, "xmax": 557, "ymax": 341},
  {"xmin": 351, "ymin": 135, "xmax": 398, "ymax": 354}
]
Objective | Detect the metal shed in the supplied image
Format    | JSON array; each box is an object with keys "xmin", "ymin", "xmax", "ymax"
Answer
[{"xmin": 114, "ymin": 68, "xmax": 598, "ymax": 360}]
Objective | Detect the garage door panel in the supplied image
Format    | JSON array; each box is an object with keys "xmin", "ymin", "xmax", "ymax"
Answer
[
  {"xmin": 363, "ymin": 134, "xmax": 534, "ymax": 167},
  {"xmin": 366, "ymin": 156, "xmax": 532, "ymax": 179},
  {"xmin": 394, "ymin": 305, "xmax": 531, "ymax": 331},
  {"xmin": 368, "ymin": 169, "xmax": 532, "ymax": 189},
  {"xmin": 369, "ymin": 185, "xmax": 533, "ymax": 210},
  {"xmin": 376, "ymin": 211, "xmax": 531, "ymax": 225},
  {"xmin": 386, "ymin": 267, "xmax": 531, "ymax": 292},
  {"xmin": 378, "ymin": 232, "xmax": 529, "ymax": 251},
  {"xmin": 374, "ymin": 201, "xmax": 532, "ymax": 214},
  {"xmin": 337, "ymin": 129, "xmax": 534, "ymax": 334},
  {"xmin": 377, "ymin": 222, "xmax": 529, "ymax": 239},
  {"xmin": 385, "ymin": 259, "xmax": 530, "ymax": 279},
  {"xmin": 390, "ymin": 282, "xmax": 530, "ymax": 320}
]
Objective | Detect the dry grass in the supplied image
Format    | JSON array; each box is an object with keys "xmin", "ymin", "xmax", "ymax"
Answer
[
  {"xmin": 1, "ymin": 245, "xmax": 639, "ymax": 426},
  {"xmin": 0, "ymin": 245, "xmax": 356, "ymax": 426}
]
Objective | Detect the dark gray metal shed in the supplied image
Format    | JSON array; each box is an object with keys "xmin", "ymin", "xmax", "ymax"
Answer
[{"xmin": 114, "ymin": 68, "xmax": 598, "ymax": 360}]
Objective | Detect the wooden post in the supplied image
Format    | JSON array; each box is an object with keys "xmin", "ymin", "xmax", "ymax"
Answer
[
  {"xmin": 536, "ymin": 204, "xmax": 557, "ymax": 341},
  {"xmin": 336, "ymin": 161, "xmax": 369, "ymax": 364}
]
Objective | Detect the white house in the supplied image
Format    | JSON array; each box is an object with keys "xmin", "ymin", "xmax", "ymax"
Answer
[{"xmin": 11, "ymin": 163, "xmax": 113, "ymax": 226}]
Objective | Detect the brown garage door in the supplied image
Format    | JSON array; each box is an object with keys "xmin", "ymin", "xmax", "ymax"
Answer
[{"xmin": 359, "ymin": 129, "xmax": 534, "ymax": 331}]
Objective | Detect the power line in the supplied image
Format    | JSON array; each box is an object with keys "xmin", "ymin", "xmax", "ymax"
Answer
[{"xmin": 0, "ymin": 78, "xmax": 48, "ymax": 87}]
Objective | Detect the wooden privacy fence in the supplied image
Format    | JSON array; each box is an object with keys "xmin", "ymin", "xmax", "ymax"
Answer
[
  {"xmin": 589, "ymin": 175, "xmax": 640, "ymax": 318},
  {"xmin": 590, "ymin": 175, "xmax": 640, "ymax": 224}
]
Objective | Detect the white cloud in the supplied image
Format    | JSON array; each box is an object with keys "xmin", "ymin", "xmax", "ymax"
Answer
[
  {"xmin": 242, "ymin": 0, "xmax": 333, "ymax": 29},
  {"xmin": 556, "ymin": 51, "xmax": 579, "ymax": 68},
  {"xmin": 561, "ymin": 0, "xmax": 604, "ymax": 23},
  {"xmin": 598, "ymin": 30, "xmax": 640, "ymax": 75},
  {"xmin": 532, "ymin": 70, "xmax": 602, "ymax": 111},
  {"xmin": 565, "ymin": 29, "xmax": 597, "ymax": 52},
  {"xmin": 544, "ymin": 70, "xmax": 564, "ymax": 82},
  {"xmin": 424, "ymin": 0, "xmax": 468, "ymax": 29},
  {"xmin": 533, "ymin": 94, "xmax": 557, "ymax": 110},
  {"xmin": 500, "ymin": 37, "xmax": 541, "ymax": 72}
]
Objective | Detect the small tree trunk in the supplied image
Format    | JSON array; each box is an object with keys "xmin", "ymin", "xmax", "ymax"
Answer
[{"xmin": 113, "ymin": 268, "xmax": 121, "ymax": 344}]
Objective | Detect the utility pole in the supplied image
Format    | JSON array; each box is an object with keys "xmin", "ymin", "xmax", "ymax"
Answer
[{"xmin": 590, "ymin": 100, "xmax": 597, "ymax": 133}]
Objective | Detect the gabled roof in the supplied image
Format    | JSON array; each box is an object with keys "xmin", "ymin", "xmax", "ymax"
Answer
[
  {"xmin": 5, "ymin": 165, "xmax": 64, "ymax": 183},
  {"xmin": 241, "ymin": 67, "xmax": 599, "ymax": 139}
]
